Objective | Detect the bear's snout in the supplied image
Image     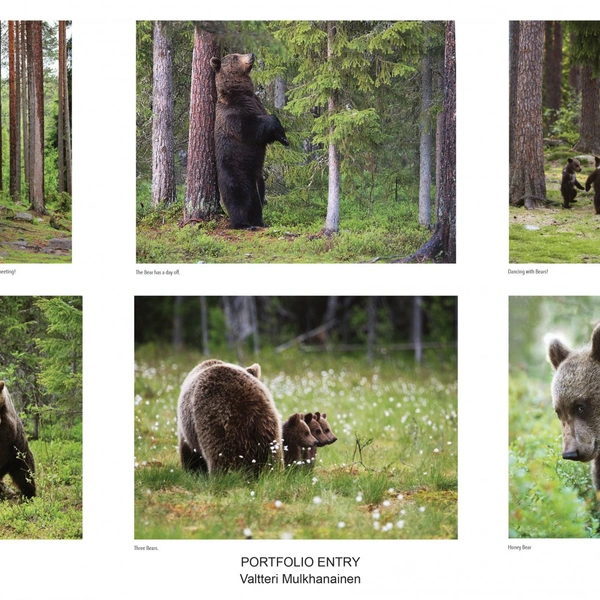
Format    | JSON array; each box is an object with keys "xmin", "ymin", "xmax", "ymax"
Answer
[{"xmin": 562, "ymin": 450, "xmax": 580, "ymax": 460}]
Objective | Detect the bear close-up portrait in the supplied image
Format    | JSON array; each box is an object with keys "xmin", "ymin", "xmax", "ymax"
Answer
[
  {"xmin": 177, "ymin": 360, "xmax": 283, "ymax": 475},
  {"xmin": 0, "ymin": 381, "xmax": 36, "ymax": 499},
  {"xmin": 210, "ymin": 53, "xmax": 289, "ymax": 229},
  {"xmin": 547, "ymin": 323, "xmax": 600, "ymax": 489}
]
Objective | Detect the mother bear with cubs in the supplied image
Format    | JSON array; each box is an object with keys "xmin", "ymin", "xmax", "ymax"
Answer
[
  {"xmin": 177, "ymin": 360, "xmax": 336, "ymax": 476},
  {"xmin": 211, "ymin": 53, "xmax": 289, "ymax": 229}
]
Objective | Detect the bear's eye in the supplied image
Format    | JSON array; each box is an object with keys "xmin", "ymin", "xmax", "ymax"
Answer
[{"xmin": 574, "ymin": 403, "xmax": 587, "ymax": 415}]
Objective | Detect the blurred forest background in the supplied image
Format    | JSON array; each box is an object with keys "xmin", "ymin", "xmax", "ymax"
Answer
[
  {"xmin": 135, "ymin": 296, "xmax": 458, "ymax": 539},
  {"xmin": 0, "ymin": 21, "xmax": 72, "ymax": 263},
  {"xmin": 0, "ymin": 296, "xmax": 82, "ymax": 539},
  {"xmin": 509, "ymin": 296, "xmax": 600, "ymax": 537},
  {"xmin": 136, "ymin": 21, "xmax": 456, "ymax": 264},
  {"xmin": 509, "ymin": 21, "xmax": 600, "ymax": 263}
]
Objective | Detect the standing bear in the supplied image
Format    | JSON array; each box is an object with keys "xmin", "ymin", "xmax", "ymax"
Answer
[
  {"xmin": 560, "ymin": 158, "xmax": 585, "ymax": 209},
  {"xmin": 0, "ymin": 381, "xmax": 36, "ymax": 498},
  {"xmin": 211, "ymin": 53, "xmax": 289, "ymax": 229},
  {"xmin": 547, "ymin": 324, "xmax": 600, "ymax": 490},
  {"xmin": 177, "ymin": 360, "xmax": 283, "ymax": 475},
  {"xmin": 585, "ymin": 156, "xmax": 600, "ymax": 215}
]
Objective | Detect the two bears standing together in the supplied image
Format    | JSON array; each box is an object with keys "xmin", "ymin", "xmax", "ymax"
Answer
[
  {"xmin": 177, "ymin": 360, "xmax": 337, "ymax": 475},
  {"xmin": 561, "ymin": 156, "xmax": 600, "ymax": 213}
]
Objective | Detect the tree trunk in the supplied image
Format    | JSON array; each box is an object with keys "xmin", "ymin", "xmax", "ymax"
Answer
[
  {"xmin": 509, "ymin": 21, "xmax": 520, "ymax": 167},
  {"xmin": 183, "ymin": 23, "xmax": 220, "ymax": 224},
  {"xmin": 509, "ymin": 21, "xmax": 546, "ymax": 209},
  {"xmin": 20, "ymin": 22, "xmax": 29, "ymax": 193},
  {"xmin": 412, "ymin": 296, "xmax": 423, "ymax": 365},
  {"xmin": 274, "ymin": 75, "xmax": 286, "ymax": 109},
  {"xmin": 544, "ymin": 21, "xmax": 562, "ymax": 129},
  {"xmin": 419, "ymin": 53, "xmax": 432, "ymax": 227},
  {"xmin": 323, "ymin": 21, "xmax": 340, "ymax": 236},
  {"xmin": 14, "ymin": 22, "xmax": 21, "ymax": 203},
  {"xmin": 63, "ymin": 22, "xmax": 72, "ymax": 197},
  {"xmin": 58, "ymin": 22, "xmax": 65, "ymax": 194},
  {"xmin": 402, "ymin": 21, "xmax": 456, "ymax": 263},
  {"xmin": 0, "ymin": 24, "xmax": 2, "ymax": 192},
  {"xmin": 9, "ymin": 21, "xmax": 18, "ymax": 202},
  {"xmin": 27, "ymin": 21, "xmax": 45, "ymax": 214},
  {"xmin": 573, "ymin": 65, "xmax": 600, "ymax": 155},
  {"xmin": 200, "ymin": 296, "xmax": 209, "ymax": 356},
  {"xmin": 172, "ymin": 296, "xmax": 184, "ymax": 350},
  {"xmin": 151, "ymin": 21, "xmax": 176, "ymax": 207}
]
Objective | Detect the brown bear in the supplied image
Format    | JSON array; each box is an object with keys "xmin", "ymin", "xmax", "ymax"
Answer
[
  {"xmin": 547, "ymin": 324, "xmax": 600, "ymax": 489},
  {"xmin": 177, "ymin": 360, "xmax": 282, "ymax": 475},
  {"xmin": 560, "ymin": 158, "xmax": 585, "ymax": 209},
  {"xmin": 304, "ymin": 412, "xmax": 338, "ymax": 467},
  {"xmin": 281, "ymin": 413, "xmax": 318, "ymax": 466},
  {"xmin": 585, "ymin": 156, "xmax": 600, "ymax": 215},
  {"xmin": 0, "ymin": 381, "xmax": 36, "ymax": 498},
  {"xmin": 210, "ymin": 53, "xmax": 289, "ymax": 229}
]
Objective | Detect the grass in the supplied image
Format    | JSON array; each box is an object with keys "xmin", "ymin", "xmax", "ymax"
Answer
[
  {"xmin": 0, "ymin": 193, "xmax": 72, "ymax": 264},
  {"xmin": 134, "ymin": 347, "xmax": 457, "ymax": 539},
  {"xmin": 509, "ymin": 370, "xmax": 600, "ymax": 538},
  {"xmin": 509, "ymin": 153, "xmax": 600, "ymax": 264},
  {"xmin": 135, "ymin": 182, "xmax": 433, "ymax": 264},
  {"xmin": 0, "ymin": 437, "xmax": 83, "ymax": 539}
]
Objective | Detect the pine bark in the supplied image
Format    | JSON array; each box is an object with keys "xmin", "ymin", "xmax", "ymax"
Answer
[
  {"xmin": 151, "ymin": 21, "xmax": 176, "ymax": 207},
  {"xmin": 28, "ymin": 21, "xmax": 45, "ymax": 214},
  {"xmin": 9, "ymin": 21, "xmax": 18, "ymax": 201},
  {"xmin": 183, "ymin": 23, "xmax": 220, "ymax": 223},
  {"xmin": 509, "ymin": 21, "xmax": 546, "ymax": 209},
  {"xmin": 544, "ymin": 21, "xmax": 562, "ymax": 127}
]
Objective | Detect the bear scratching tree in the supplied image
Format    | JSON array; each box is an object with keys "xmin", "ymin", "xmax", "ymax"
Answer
[{"xmin": 211, "ymin": 53, "xmax": 289, "ymax": 229}]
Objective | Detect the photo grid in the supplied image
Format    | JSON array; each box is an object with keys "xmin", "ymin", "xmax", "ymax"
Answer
[{"xmin": 1, "ymin": 6, "xmax": 599, "ymax": 600}]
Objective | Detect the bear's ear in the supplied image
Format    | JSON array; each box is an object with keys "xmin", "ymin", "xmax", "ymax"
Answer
[
  {"xmin": 304, "ymin": 413, "xmax": 313, "ymax": 424},
  {"xmin": 548, "ymin": 338, "xmax": 571, "ymax": 369},
  {"xmin": 567, "ymin": 158, "xmax": 573, "ymax": 164},
  {"xmin": 321, "ymin": 413, "xmax": 327, "ymax": 419},
  {"xmin": 314, "ymin": 411, "xmax": 321, "ymax": 420},
  {"xmin": 591, "ymin": 324, "xmax": 600, "ymax": 362},
  {"xmin": 210, "ymin": 57, "xmax": 221, "ymax": 73},
  {"xmin": 288, "ymin": 413, "xmax": 300, "ymax": 425},
  {"xmin": 246, "ymin": 363, "xmax": 261, "ymax": 379}
]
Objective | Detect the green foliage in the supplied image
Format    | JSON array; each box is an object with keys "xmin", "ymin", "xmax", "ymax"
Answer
[
  {"xmin": 134, "ymin": 347, "xmax": 457, "ymax": 539},
  {"xmin": 545, "ymin": 93, "xmax": 581, "ymax": 146},
  {"xmin": 567, "ymin": 22, "xmax": 600, "ymax": 74}
]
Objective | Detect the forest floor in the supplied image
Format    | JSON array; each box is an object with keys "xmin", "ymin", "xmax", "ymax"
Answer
[
  {"xmin": 136, "ymin": 186, "xmax": 433, "ymax": 264},
  {"xmin": 509, "ymin": 153, "xmax": 600, "ymax": 264},
  {"xmin": 134, "ymin": 347, "xmax": 457, "ymax": 539},
  {"xmin": 0, "ymin": 201, "xmax": 72, "ymax": 264}
]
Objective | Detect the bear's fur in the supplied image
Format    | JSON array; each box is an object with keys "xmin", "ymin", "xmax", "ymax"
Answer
[
  {"xmin": 547, "ymin": 324, "xmax": 600, "ymax": 489},
  {"xmin": 585, "ymin": 156, "xmax": 600, "ymax": 215},
  {"xmin": 281, "ymin": 413, "xmax": 317, "ymax": 466},
  {"xmin": 0, "ymin": 381, "xmax": 36, "ymax": 498},
  {"xmin": 177, "ymin": 360, "xmax": 282, "ymax": 475},
  {"xmin": 560, "ymin": 158, "xmax": 585, "ymax": 209},
  {"xmin": 210, "ymin": 53, "xmax": 289, "ymax": 229},
  {"xmin": 303, "ymin": 412, "xmax": 338, "ymax": 467}
]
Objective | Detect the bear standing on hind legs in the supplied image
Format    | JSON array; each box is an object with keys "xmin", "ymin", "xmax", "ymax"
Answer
[
  {"xmin": 560, "ymin": 158, "xmax": 585, "ymax": 209},
  {"xmin": 210, "ymin": 53, "xmax": 289, "ymax": 229},
  {"xmin": 0, "ymin": 381, "xmax": 36, "ymax": 498},
  {"xmin": 585, "ymin": 156, "xmax": 600, "ymax": 215}
]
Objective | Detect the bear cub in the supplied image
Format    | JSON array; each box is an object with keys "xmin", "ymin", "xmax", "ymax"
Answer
[
  {"xmin": 211, "ymin": 53, "xmax": 289, "ymax": 230},
  {"xmin": 0, "ymin": 381, "xmax": 36, "ymax": 498},
  {"xmin": 585, "ymin": 156, "xmax": 600, "ymax": 215},
  {"xmin": 547, "ymin": 324, "xmax": 600, "ymax": 490},
  {"xmin": 282, "ymin": 413, "xmax": 318, "ymax": 466},
  {"xmin": 560, "ymin": 158, "xmax": 585, "ymax": 209},
  {"xmin": 177, "ymin": 360, "xmax": 283, "ymax": 476}
]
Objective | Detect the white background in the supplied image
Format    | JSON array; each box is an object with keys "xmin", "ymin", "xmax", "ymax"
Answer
[{"xmin": 2, "ymin": 1, "xmax": 599, "ymax": 598}]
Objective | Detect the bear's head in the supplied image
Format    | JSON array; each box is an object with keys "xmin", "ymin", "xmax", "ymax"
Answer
[
  {"xmin": 547, "ymin": 324, "xmax": 600, "ymax": 463},
  {"xmin": 305, "ymin": 413, "xmax": 328, "ymax": 447},
  {"xmin": 210, "ymin": 53, "xmax": 256, "ymax": 99},
  {"xmin": 565, "ymin": 158, "xmax": 582, "ymax": 174},
  {"xmin": 314, "ymin": 412, "xmax": 338, "ymax": 445}
]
